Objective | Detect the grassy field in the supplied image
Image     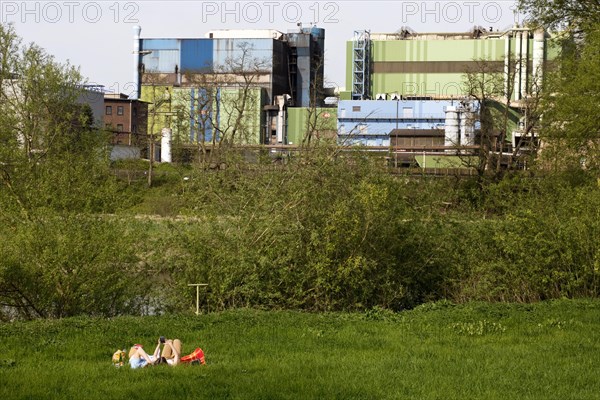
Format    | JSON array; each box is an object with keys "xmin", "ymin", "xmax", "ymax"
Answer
[{"xmin": 1, "ymin": 300, "xmax": 599, "ymax": 399}]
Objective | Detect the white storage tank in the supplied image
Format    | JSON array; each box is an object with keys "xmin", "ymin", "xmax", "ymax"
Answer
[
  {"xmin": 444, "ymin": 106, "xmax": 459, "ymax": 150},
  {"xmin": 161, "ymin": 128, "xmax": 172, "ymax": 163}
]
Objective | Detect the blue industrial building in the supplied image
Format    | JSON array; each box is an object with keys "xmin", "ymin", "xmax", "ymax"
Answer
[
  {"xmin": 133, "ymin": 26, "xmax": 327, "ymax": 148},
  {"xmin": 135, "ymin": 27, "xmax": 325, "ymax": 109},
  {"xmin": 337, "ymin": 99, "xmax": 456, "ymax": 147}
]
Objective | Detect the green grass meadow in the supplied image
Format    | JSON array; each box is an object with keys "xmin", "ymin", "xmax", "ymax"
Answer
[{"xmin": 1, "ymin": 300, "xmax": 599, "ymax": 399}]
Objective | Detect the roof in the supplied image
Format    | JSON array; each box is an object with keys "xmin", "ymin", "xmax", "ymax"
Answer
[
  {"xmin": 204, "ymin": 29, "xmax": 284, "ymax": 40},
  {"xmin": 104, "ymin": 94, "xmax": 150, "ymax": 103},
  {"xmin": 104, "ymin": 93, "xmax": 130, "ymax": 99}
]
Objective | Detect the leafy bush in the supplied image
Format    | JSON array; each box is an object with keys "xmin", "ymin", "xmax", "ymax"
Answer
[{"xmin": 0, "ymin": 217, "xmax": 155, "ymax": 319}]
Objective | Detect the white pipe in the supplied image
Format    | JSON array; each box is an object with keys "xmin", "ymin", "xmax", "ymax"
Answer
[
  {"xmin": 520, "ymin": 31, "xmax": 529, "ymax": 99},
  {"xmin": 504, "ymin": 33, "xmax": 511, "ymax": 102},
  {"xmin": 132, "ymin": 25, "xmax": 141, "ymax": 100},
  {"xmin": 532, "ymin": 28, "xmax": 545, "ymax": 94},
  {"xmin": 161, "ymin": 128, "xmax": 172, "ymax": 163},
  {"xmin": 277, "ymin": 109, "xmax": 285, "ymax": 144},
  {"xmin": 276, "ymin": 95, "xmax": 288, "ymax": 144},
  {"xmin": 276, "ymin": 104, "xmax": 284, "ymax": 144},
  {"xmin": 444, "ymin": 106, "xmax": 459, "ymax": 151},
  {"xmin": 459, "ymin": 107, "xmax": 474, "ymax": 146},
  {"xmin": 513, "ymin": 30, "xmax": 522, "ymax": 101}
]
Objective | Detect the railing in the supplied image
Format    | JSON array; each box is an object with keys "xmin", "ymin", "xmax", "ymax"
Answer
[{"xmin": 338, "ymin": 114, "xmax": 446, "ymax": 120}]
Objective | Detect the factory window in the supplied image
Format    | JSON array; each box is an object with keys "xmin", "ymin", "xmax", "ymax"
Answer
[
  {"xmin": 352, "ymin": 106, "xmax": 361, "ymax": 112},
  {"xmin": 117, "ymin": 124, "xmax": 123, "ymax": 132},
  {"xmin": 117, "ymin": 106, "xmax": 124, "ymax": 115},
  {"xmin": 105, "ymin": 106, "xmax": 112, "ymax": 115}
]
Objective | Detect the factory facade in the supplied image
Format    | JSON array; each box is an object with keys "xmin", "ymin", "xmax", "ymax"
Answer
[
  {"xmin": 335, "ymin": 26, "xmax": 558, "ymax": 167},
  {"xmin": 130, "ymin": 24, "xmax": 557, "ymax": 166},
  {"xmin": 132, "ymin": 25, "xmax": 326, "ymax": 155},
  {"xmin": 342, "ymin": 26, "xmax": 552, "ymax": 102}
]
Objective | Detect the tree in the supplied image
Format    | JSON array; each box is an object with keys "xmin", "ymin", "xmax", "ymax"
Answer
[
  {"xmin": 517, "ymin": 2, "xmax": 600, "ymax": 174},
  {"xmin": 462, "ymin": 58, "xmax": 507, "ymax": 176},
  {"xmin": 0, "ymin": 24, "xmax": 148, "ymax": 320},
  {"xmin": 537, "ymin": 24, "xmax": 600, "ymax": 172},
  {"xmin": 140, "ymin": 72, "xmax": 173, "ymax": 186},
  {"xmin": 518, "ymin": 0, "xmax": 600, "ymax": 32},
  {"xmin": 0, "ymin": 217, "xmax": 151, "ymax": 319},
  {"xmin": 462, "ymin": 51, "xmax": 543, "ymax": 177},
  {"xmin": 0, "ymin": 23, "xmax": 116, "ymax": 219},
  {"xmin": 170, "ymin": 41, "xmax": 269, "ymax": 167}
]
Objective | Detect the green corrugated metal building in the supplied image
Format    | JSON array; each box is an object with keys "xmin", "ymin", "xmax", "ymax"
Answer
[
  {"xmin": 141, "ymin": 85, "xmax": 266, "ymax": 145},
  {"xmin": 287, "ymin": 107, "xmax": 338, "ymax": 145},
  {"xmin": 343, "ymin": 28, "xmax": 560, "ymax": 101}
]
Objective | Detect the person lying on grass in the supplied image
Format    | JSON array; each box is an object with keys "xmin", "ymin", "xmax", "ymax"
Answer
[
  {"xmin": 161, "ymin": 339, "xmax": 181, "ymax": 366},
  {"xmin": 128, "ymin": 338, "xmax": 181, "ymax": 369}
]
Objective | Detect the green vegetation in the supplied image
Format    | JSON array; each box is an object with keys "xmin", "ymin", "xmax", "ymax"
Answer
[
  {"xmin": 1, "ymin": 11, "xmax": 600, "ymax": 397},
  {"xmin": 518, "ymin": 0, "xmax": 600, "ymax": 31},
  {"xmin": 2, "ymin": 20, "xmax": 600, "ymax": 319},
  {"xmin": 517, "ymin": 2, "xmax": 600, "ymax": 170},
  {"xmin": 2, "ymin": 147, "xmax": 600, "ymax": 318},
  {"xmin": 537, "ymin": 25, "xmax": 600, "ymax": 171},
  {"xmin": 1, "ymin": 300, "xmax": 599, "ymax": 399}
]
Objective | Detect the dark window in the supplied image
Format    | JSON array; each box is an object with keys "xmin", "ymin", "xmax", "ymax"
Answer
[
  {"xmin": 105, "ymin": 106, "xmax": 112, "ymax": 115},
  {"xmin": 117, "ymin": 106, "xmax": 124, "ymax": 115},
  {"xmin": 132, "ymin": 125, "xmax": 137, "ymax": 133},
  {"xmin": 117, "ymin": 124, "xmax": 123, "ymax": 132},
  {"xmin": 133, "ymin": 107, "xmax": 137, "ymax": 116}
]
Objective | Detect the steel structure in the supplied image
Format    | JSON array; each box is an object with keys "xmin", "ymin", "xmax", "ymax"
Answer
[{"xmin": 351, "ymin": 30, "xmax": 371, "ymax": 100}]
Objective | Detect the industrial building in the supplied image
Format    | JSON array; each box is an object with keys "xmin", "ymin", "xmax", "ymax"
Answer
[
  {"xmin": 128, "ymin": 23, "xmax": 558, "ymax": 168},
  {"xmin": 76, "ymin": 85, "xmax": 105, "ymax": 128},
  {"xmin": 103, "ymin": 93, "xmax": 149, "ymax": 160},
  {"xmin": 104, "ymin": 93, "xmax": 148, "ymax": 145},
  {"xmin": 342, "ymin": 26, "xmax": 554, "ymax": 101},
  {"xmin": 132, "ymin": 25, "xmax": 327, "ymax": 156},
  {"xmin": 337, "ymin": 25, "xmax": 557, "ymax": 167},
  {"xmin": 287, "ymin": 107, "xmax": 338, "ymax": 145},
  {"xmin": 337, "ymin": 99, "xmax": 477, "ymax": 147}
]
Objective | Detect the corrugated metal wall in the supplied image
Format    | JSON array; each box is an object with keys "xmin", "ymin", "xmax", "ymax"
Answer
[
  {"xmin": 337, "ymin": 99, "xmax": 450, "ymax": 146},
  {"xmin": 181, "ymin": 39, "xmax": 213, "ymax": 73},
  {"xmin": 141, "ymin": 39, "xmax": 180, "ymax": 73},
  {"xmin": 212, "ymin": 38, "xmax": 274, "ymax": 71},
  {"xmin": 287, "ymin": 107, "xmax": 337, "ymax": 145},
  {"xmin": 346, "ymin": 36, "xmax": 526, "ymax": 97},
  {"xmin": 185, "ymin": 87, "xmax": 214, "ymax": 143},
  {"xmin": 142, "ymin": 39, "xmax": 179, "ymax": 51},
  {"xmin": 370, "ymin": 39, "xmax": 507, "ymax": 96},
  {"xmin": 217, "ymin": 87, "xmax": 265, "ymax": 145},
  {"xmin": 141, "ymin": 37, "xmax": 277, "ymax": 74}
]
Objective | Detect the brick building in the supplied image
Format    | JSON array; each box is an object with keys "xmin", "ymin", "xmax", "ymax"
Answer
[{"xmin": 103, "ymin": 93, "xmax": 149, "ymax": 146}]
